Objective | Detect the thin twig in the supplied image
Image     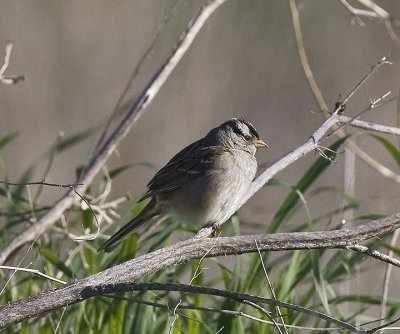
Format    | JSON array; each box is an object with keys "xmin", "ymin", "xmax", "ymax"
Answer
[
  {"xmin": 288, "ymin": 0, "xmax": 328, "ymax": 114},
  {"xmin": 188, "ymin": 236, "xmax": 218, "ymax": 285},
  {"xmin": 0, "ymin": 179, "xmax": 100, "ymax": 240},
  {"xmin": 337, "ymin": 58, "xmax": 392, "ymax": 112},
  {"xmin": 339, "ymin": 116, "xmax": 400, "ymax": 135},
  {"xmin": 339, "ymin": 0, "xmax": 379, "ymax": 19},
  {"xmin": 368, "ymin": 315, "xmax": 400, "ymax": 333},
  {"xmin": 396, "ymin": 89, "xmax": 400, "ymax": 147},
  {"xmin": 168, "ymin": 299, "xmax": 182, "ymax": 334},
  {"xmin": 347, "ymin": 244, "xmax": 400, "ymax": 267},
  {"xmin": 0, "ymin": 234, "xmax": 45, "ymax": 298},
  {"xmin": 34, "ymin": 131, "xmax": 64, "ymax": 205},
  {"xmin": 54, "ymin": 307, "xmax": 67, "ymax": 333},
  {"xmin": 356, "ymin": 0, "xmax": 400, "ymax": 46},
  {"xmin": 339, "ymin": 0, "xmax": 400, "ymax": 46},
  {"xmin": 291, "ymin": 0, "xmax": 390, "ymax": 114},
  {"xmin": 0, "ymin": 42, "xmax": 24, "ymax": 84},
  {"xmin": 243, "ymin": 300, "xmax": 282, "ymax": 334},
  {"xmin": 380, "ymin": 229, "xmax": 400, "ymax": 326},
  {"xmin": 0, "ymin": 180, "xmax": 83, "ymax": 188},
  {"xmin": 327, "ymin": 93, "xmax": 396, "ymax": 137},
  {"xmin": 70, "ymin": 190, "xmax": 100, "ymax": 241},
  {"xmin": 0, "ymin": 265, "xmax": 66, "ymax": 285},
  {"xmin": 255, "ymin": 240, "xmax": 288, "ymax": 334}
]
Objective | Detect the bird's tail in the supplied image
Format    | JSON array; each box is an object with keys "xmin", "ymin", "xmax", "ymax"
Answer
[{"xmin": 98, "ymin": 198, "xmax": 160, "ymax": 252}]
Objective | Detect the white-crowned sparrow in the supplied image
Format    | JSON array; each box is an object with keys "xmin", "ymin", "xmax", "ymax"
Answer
[{"xmin": 99, "ymin": 118, "xmax": 267, "ymax": 252}]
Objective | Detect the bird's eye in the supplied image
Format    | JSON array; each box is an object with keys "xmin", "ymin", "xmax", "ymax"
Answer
[{"xmin": 243, "ymin": 134, "xmax": 252, "ymax": 141}]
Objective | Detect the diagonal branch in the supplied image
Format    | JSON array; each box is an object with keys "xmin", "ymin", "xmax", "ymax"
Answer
[
  {"xmin": 0, "ymin": 211, "xmax": 399, "ymax": 328},
  {"xmin": 0, "ymin": 0, "xmax": 229, "ymax": 265}
]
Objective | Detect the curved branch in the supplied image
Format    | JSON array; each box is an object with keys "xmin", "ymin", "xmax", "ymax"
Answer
[
  {"xmin": 0, "ymin": 211, "xmax": 399, "ymax": 327},
  {"xmin": 86, "ymin": 283, "xmax": 363, "ymax": 333}
]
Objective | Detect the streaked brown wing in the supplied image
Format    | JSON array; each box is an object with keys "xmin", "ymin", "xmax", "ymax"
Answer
[{"xmin": 139, "ymin": 138, "xmax": 227, "ymax": 200}]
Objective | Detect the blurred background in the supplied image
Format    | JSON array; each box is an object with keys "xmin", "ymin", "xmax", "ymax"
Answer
[{"xmin": 0, "ymin": 0, "xmax": 399, "ymax": 331}]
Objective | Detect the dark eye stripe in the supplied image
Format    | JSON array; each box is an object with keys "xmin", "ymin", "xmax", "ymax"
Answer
[{"xmin": 232, "ymin": 123, "xmax": 245, "ymax": 138}]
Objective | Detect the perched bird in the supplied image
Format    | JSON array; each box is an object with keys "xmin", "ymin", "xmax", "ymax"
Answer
[{"xmin": 99, "ymin": 118, "xmax": 267, "ymax": 252}]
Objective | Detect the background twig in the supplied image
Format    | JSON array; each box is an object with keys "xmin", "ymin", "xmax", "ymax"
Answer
[{"xmin": 0, "ymin": 42, "xmax": 24, "ymax": 85}]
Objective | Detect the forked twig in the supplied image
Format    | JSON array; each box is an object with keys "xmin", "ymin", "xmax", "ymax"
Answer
[
  {"xmin": 0, "ymin": 180, "xmax": 83, "ymax": 189},
  {"xmin": 327, "ymin": 92, "xmax": 396, "ymax": 137},
  {"xmin": 0, "ymin": 180, "xmax": 100, "ymax": 240},
  {"xmin": 0, "ymin": 42, "xmax": 24, "ymax": 85}
]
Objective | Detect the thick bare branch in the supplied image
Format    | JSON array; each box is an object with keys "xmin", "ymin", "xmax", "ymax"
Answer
[{"xmin": 0, "ymin": 211, "xmax": 399, "ymax": 328}]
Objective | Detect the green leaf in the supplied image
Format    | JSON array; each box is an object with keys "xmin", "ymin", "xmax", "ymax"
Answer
[
  {"xmin": 107, "ymin": 164, "xmax": 133, "ymax": 179},
  {"xmin": 370, "ymin": 134, "xmax": 400, "ymax": 167},
  {"xmin": 0, "ymin": 132, "xmax": 18, "ymax": 151},
  {"xmin": 309, "ymin": 185, "xmax": 358, "ymax": 209},
  {"xmin": 379, "ymin": 241, "xmax": 400, "ymax": 257},
  {"xmin": 269, "ymin": 136, "xmax": 349, "ymax": 233},
  {"xmin": 216, "ymin": 298, "xmax": 236, "ymax": 334},
  {"xmin": 56, "ymin": 128, "xmax": 96, "ymax": 153},
  {"xmin": 310, "ymin": 249, "xmax": 330, "ymax": 314},
  {"xmin": 39, "ymin": 247, "xmax": 74, "ymax": 278},
  {"xmin": 278, "ymin": 250, "xmax": 302, "ymax": 300},
  {"xmin": 9, "ymin": 166, "xmax": 35, "ymax": 207},
  {"xmin": 81, "ymin": 202, "xmax": 94, "ymax": 230},
  {"xmin": 187, "ymin": 260, "xmax": 203, "ymax": 333},
  {"xmin": 98, "ymin": 164, "xmax": 134, "ymax": 194}
]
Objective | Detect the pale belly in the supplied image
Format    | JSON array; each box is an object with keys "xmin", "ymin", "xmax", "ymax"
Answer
[{"xmin": 159, "ymin": 150, "xmax": 257, "ymax": 226}]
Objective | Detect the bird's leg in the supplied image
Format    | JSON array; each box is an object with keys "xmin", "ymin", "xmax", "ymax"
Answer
[
  {"xmin": 194, "ymin": 223, "xmax": 220, "ymax": 238},
  {"xmin": 210, "ymin": 223, "xmax": 221, "ymax": 237}
]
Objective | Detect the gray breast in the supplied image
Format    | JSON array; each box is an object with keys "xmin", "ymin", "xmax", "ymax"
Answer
[{"xmin": 164, "ymin": 149, "xmax": 257, "ymax": 226}]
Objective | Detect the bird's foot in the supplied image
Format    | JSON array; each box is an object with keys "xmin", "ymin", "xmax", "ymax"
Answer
[{"xmin": 194, "ymin": 223, "xmax": 220, "ymax": 238}]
